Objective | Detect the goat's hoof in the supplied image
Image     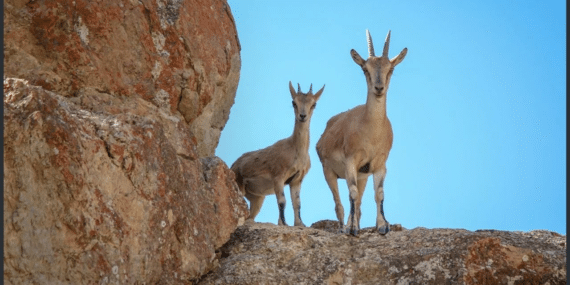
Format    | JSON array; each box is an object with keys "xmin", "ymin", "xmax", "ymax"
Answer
[
  {"xmin": 349, "ymin": 227, "xmax": 359, "ymax": 236},
  {"xmin": 377, "ymin": 225, "xmax": 390, "ymax": 235},
  {"xmin": 294, "ymin": 222, "xmax": 306, "ymax": 227}
]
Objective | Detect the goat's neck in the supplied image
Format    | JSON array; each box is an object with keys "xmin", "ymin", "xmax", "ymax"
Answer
[
  {"xmin": 364, "ymin": 88, "xmax": 388, "ymax": 122},
  {"xmin": 291, "ymin": 120, "xmax": 310, "ymax": 155}
]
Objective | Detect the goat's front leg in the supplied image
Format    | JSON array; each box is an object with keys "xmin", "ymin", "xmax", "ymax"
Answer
[
  {"xmin": 355, "ymin": 177, "xmax": 368, "ymax": 231},
  {"xmin": 323, "ymin": 166, "xmax": 344, "ymax": 230},
  {"xmin": 274, "ymin": 181, "xmax": 288, "ymax": 226},
  {"xmin": 373, "ymin": 168, "xmax": 389, "ymax": 234},
  {"xmin": 345, "ymin": 160, "xmax": 360, "ymax": 236},
  {"xmin": 289, "ymin": 180, "xmax": 306, "ymax": 227}
]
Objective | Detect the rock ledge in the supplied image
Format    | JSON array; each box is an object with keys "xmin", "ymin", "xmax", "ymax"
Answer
[{"xmin": 199, "ymin": 220, "xmax": 566, "ymax": 284}]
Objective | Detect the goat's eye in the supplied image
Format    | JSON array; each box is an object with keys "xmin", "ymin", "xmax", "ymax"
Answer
[
  {"xmin": 292, "ymin": 101, "xmax": 297, "ymax": 108},
  {"xmin": 311, "ymin": 103, "xmax": 316, "ymax": 109}
]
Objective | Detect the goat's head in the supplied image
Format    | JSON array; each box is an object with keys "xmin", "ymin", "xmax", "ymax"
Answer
[
  {"xmin": 351, "ymin": 30, "xmax": 407, "ymax": 98},
  {"xmin": 288, "ymin": 81, "xmax": 325, "ymax": 123}
]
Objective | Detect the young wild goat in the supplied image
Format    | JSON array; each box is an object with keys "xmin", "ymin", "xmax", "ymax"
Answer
[
  {"xmin": 231, "ymin": 81, "xmax": 324, "ymax": 227},
  {"xmin": 316, "ymin": 30, "xmax": 407, "ymax": 236}
]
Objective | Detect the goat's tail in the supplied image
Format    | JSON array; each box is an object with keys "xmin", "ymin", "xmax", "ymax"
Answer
[{"xmin": 231, "ymin": 166, "xmax": 246, "ymax": 195}]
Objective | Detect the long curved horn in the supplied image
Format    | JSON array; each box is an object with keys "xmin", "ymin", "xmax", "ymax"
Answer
[
  {"xmin": 297, "ymin": 83, "xmax": 301, "ymax": 94},
  {"xmin": 308, "ymin": 83, "xmax": 313, "ymax": 94},
  {"xmin": 382, "ymin": 30, "xmax": 391, "ymax": 57},
  {"xmin": 366, "ymin": 29, "xmax": 375, "ymax": 57}
]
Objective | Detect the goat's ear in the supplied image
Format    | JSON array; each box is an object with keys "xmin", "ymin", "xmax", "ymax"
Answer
[
  {"xmin": 391, "ymin": 47, "xmax": 407, "ymax": 67},
  {"xmin": 314, "ymin": 84, "xmax": 325, "ymax": 101},
  {"xmin": 288, "ymin": 81, "xmax": 296, "ymax": 98},
  {"xmin": 351, "ymin": 49, "xmax": 365, "ymax": 67}
]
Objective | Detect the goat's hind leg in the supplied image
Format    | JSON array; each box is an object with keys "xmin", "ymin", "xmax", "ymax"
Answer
[
  {"xmin": 373, "ymin": 169, "xmax": 390, "ymax": 234},
  {"xmin": 245, "ymin": 192, "xmax": 265, "ymax": 223},
  {"xmin": 323, "ymin": 166, "xmax": 344, "ymax": 231}
]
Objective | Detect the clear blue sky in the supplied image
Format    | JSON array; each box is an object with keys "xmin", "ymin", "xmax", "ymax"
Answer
[{"xmin": 217, "ymin": 0, "xmax": 566, "ymax": 234}]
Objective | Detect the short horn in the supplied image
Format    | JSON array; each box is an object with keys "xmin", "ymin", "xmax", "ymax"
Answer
[
  {"xmin": 366, "ymin": 29, "xmax": 375, "ymax": 57},
  {"xmin": 308, "ymin": 83, "xmax": 313, "ymax": 94},
  {"xmin": 382, "ymin": 30, "xmax": 391, "ymax": 57},
  {"xmin": 297, "ymin": 83, "xmax": 301, "ymax": 93}
]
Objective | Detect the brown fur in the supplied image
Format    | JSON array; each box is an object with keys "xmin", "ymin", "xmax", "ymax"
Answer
[
  {"xmin": 316, "ymin": 30, "xmax": 407, "ymax": 235},
  {"xmin": 231, "ymin": 82, "xmax": 324, "ymax": 227}
]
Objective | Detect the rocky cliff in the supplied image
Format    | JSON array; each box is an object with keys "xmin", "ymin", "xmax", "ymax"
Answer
[
  {"xmin": 4, "ymin": 0, "xmax": 240, "ymax": 157},
  {"xmin": 198, "ymin": 221, "xmax": 566, "ymax": 284},
  {"xmin": 4, "ymin": 0, "xmax": 245, "ymax": 283},
  {"xmin": 4, "ymin": 78, "xmax": 248, "ymax": 284}
]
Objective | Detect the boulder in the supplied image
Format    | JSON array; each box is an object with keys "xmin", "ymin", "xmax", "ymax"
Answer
[
  {"xmin": 4, "ymin": 0, "xmax": 245, "ymax": 282},
  {"xmin": 198, "ymin": 221, "xmax": 566, "ymax": 284},
  {"xmin": 3, "ymin": 0, "xmax": 240, "ymax": 157},
  {"xmin": 3, "ymin": 77, "xmax": 247, "ymax": 283}
]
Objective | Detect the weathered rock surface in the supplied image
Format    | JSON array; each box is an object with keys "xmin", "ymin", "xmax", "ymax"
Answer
[
  {"xmin": 4, "ymin": 0, "xmax": 245, "ymax": 282},
  {"xmin": 3, "ymin": 78, "xmax": 248, "ymax": 283},
  {"xmin": 198, "ymin": 221, "xmax": 566, "ymax": 284},
  {"xmin": 4, "ymin": 0, "xmax": 240, "ymax": 157}
]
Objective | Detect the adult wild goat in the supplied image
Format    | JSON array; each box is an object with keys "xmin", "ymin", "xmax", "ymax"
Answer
[{"xmin": 316, "ymin": 30, "xmax": 407, "ymax": 235}]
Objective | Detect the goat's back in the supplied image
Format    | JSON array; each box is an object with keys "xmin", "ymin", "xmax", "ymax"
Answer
[{"xmin": 231, "ymin": 138, "xmax": 298, "ymax": 182}]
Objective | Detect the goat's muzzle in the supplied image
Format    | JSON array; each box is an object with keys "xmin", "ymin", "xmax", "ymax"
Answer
[{"xmin": 373, "ymin": 86, "xmax": 385, "ymax": 98}]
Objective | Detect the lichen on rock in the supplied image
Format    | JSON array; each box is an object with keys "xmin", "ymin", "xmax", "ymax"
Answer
[
  {"xmin": 3, "ymin": 0, "xmax": 246, "ymax": 283},
  {"xmin": 3, "ymin": 78, "xmax": 249, "ymax": 284},
  {"xmin": 3, "ymin": 0, "xmax": 240, "ymax": 157}
]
